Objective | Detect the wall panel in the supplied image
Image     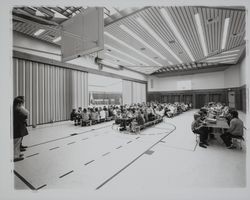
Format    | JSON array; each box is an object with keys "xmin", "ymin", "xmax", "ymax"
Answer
[
  {"xmin": 122, "ymin": 80, "xmax": 146, "ymax": 105},
  {"xmin": 13, "ymin": 57, "xmax": 88, "ymax": 125}
]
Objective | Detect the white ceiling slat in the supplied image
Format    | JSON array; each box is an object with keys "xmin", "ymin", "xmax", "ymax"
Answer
[
  {"xmin": 198, "ymin": 8, "xmax": 209, "ymax": 57},
  {"xmin": 189, "ymin": 7, "xmax": 204, "ymax": 59},
  {"xmin": 172, "ymin": 7, "xmax": 196, "ymax": 62},
  {"xmin": 206, "ymin": 8, "xmax": 212, "ymax": 53},
  {"xmin": 142, "ymin": 8, "xmax": 184, "ymax": 64},
  {"xmin": 145, "ymin": 8, "xmax": 182, "ymax": 63},
  {"xmin": 227, "ymin": 10, "xmax": 236, "ymax": 49},
  {"xmin": 226, "ymin": 10, "xmax": 235, "ymax": 50},
  {"xmin": 124, "ymin": 16, "xmax": 167, "ymax": 64},
  {"xmin": 167, "ymin": 7, "xmax": 191, "ymax": 62},
  {"xmin": 185, "ymin": 6, "xmax": 204, "ymax": 60}
]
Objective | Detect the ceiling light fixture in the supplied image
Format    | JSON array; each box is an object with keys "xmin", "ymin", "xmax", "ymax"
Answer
[
  {"xmin": 104, "ymin": 31, "xmax": 163, "ymax": 66},
  {"xmin": 194, "ymin": 13, "xmax": 208, "ymax": 57},
  {"xmin": 105, "ymin": 44, "xmax": 148, "ymax": 65},
  {"xmin": 206, "ymin": 54, "xmax": 238, "ymax": 60},
  {"xmin": 53, "ymin": 36, "xmax": 61, "ymax": 43},
  {"xmin": 101, "ymin": 60, "xmax": 121, "ymax": 69},
  {"xmin": 34, "ymin": 29, "xmax": 45, "ymax": 36},
  {"xmin": 221, "ymin": 49, "xmax": 240, "ymax": 54},
  {"xmin": 160, "ymin": 8, "xmax": 195, "ymax": 62},
  {"xmin": 221, "ymin": 18, "xmax": 230, "ymax": 50},
  {"xmin": 105, "ymin": 53, "xmax": 135, "ymax": 66},
  {"xmin": 120, "ymin": 24, "xmax": 167, "ymax": 60},
  {"xmin": 136, "ymin": 17, "xmax": 182, "ymax": 64},
  {"xmin": 205, "ymin": 58, "xmax": 236, "ymax": 63}
]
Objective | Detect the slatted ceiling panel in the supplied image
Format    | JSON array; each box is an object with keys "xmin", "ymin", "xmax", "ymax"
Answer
[
  {"xmin": 138, "ymin": 9, "xmax": 178, "ymax": 63},
  {"xmin": 177, "ymin": 7, "xmax": 202, "ymax": 60},
  {"xmin": 104, "ymin": 30, "xmax": 156, "ymax": 66},
  {"xmin": 105, "ymin": 26, "xmax": 154, "ymax": 66},
  {"xmin": 114, "ymin": 23, "xmax": 164, "ymax": 66},
  {"xmin": 121, "ymin": 16, "xmax": 168, "ymax": 64},
  {"xmin": 167, "ymin": 7, "xmax": 198, "ymax": 61},
  {"xmin": 127, "ymin": 14, "xmax": 176, "ymax": 64},
  {"xmin": 143, "ymin": 8, "xmax": 190, "ymax": 63}
]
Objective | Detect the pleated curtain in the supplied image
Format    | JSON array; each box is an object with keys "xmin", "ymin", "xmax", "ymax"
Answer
[
  {"xmin": 122, "ymin": 80, "xmax": 146, "ymax": 105},
  {"xmin": 13, "ymin": 58, "xmax": 88, "ymax": 125}
]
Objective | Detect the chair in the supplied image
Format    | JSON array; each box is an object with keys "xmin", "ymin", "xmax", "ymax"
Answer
[{"xmin": 232, "ymin": 136, "xmax": 244, "ymax": 150}]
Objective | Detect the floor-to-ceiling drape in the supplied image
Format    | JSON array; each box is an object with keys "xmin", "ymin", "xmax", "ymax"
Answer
[
  {"xmin": 13, "ymin": 58, "xmax": 88, "ymax": 125},
  {"xmin": 122, "ymin": 80, "xmax": 146, "ymax": 105}
]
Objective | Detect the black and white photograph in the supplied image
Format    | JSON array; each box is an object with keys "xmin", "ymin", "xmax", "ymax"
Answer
[{"xmin": 0, "ymin": 0, "xmax": 250, "ymax": 200}]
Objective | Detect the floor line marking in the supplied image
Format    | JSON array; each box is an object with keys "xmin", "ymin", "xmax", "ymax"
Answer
[
  {"xmin": 116, "ymin": 146, "xmax": 122, "ymax": 149},
  {"xmin": 127, "ymin": 141, "xmax": 132, "ymax": 144},
  {"xmin": 28, "ymin": 124, "xmax": 112, "ymax": 147},
  {"xmin": 14, "ymin": 170, "xmax": 36, "ymax": 190},
  {"xmin": 84, "ymin": 160, "xmax": 95, "ymax": 166},
  {"xmin": 81, "ymin": 138, "xmax": 88, "ymax": 140},
  {"xmin": 67, "ymin": 142, "xmax": 76, "ymax": 145},
  {"xmin": 59, "ymin": 170, "xmax": 74, "ymax": 178},
  {"xmin": 25, "ymin": 153, "xmax": 39, "ymax": 158},
  {"xmin": 49, "ymin": 146, "xmax": 60, "ymax": 151},
  {"xmin": 102, "ymin": 152, "xmax": 110, "ymax": 156},
  {"xmin": 36, "ymin": 184, "xmax": 47, "ymax": 190},
  {"xmin": 95, "ymin": 122, "xmax": 176, "ymax": 190}
]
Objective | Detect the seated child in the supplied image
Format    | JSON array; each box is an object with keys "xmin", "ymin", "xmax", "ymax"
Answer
[{"xmin": 130, "ymin": 118, "xmax": 138, "ymax": 133}]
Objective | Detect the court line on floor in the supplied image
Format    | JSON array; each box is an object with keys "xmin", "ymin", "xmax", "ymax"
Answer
[
  {"xmin": 25, "ymin": 153, "xmax": 39, "ymax": 158},
  {"xmin": 84, "ymin": 160, "xmax": 95, "ymax": 166},
  {"xmin": 59, "ymin": 170, "xmax": 74, "ymax": 178},
  {"xmin": 49, "ymin": 146, "xmax": 60, "ymax": 151},
  {"xmin": 36, "ymin": 184, "xmax": 47, "ymax": 190},
  {"xmin": 14, "ymin": 170, "xmax": 36, "ymax": 190},
  {"xmin": 95, "ymin": 122, "xmax": 176, "ymax": 190},
  {"xmin": 28, "ymin": 124, "xmax": 112, "ymax": 148}
]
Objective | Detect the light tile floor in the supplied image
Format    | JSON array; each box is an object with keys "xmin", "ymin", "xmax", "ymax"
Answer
[{"xmin": 14, "ymin": 110, "xmax": 246, "ymax": 192}]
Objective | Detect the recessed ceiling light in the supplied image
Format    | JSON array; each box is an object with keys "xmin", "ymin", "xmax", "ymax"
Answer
[
  {"xmin": 137, "ymin": 17, "xmax": 183, "ymax": 64},
  {"xmin": 206, "ymin": 54, "xmax": 238, "ymax": 60},
  {"xmin": 221, "ymin": 18, "xmax": 230, "ymax": 50},
  {"xmin": 221, "ymin": 49, "xmax": 240, "ymax": 54},
  {"xmin": 140, "ymin": 47, "xmax": 146, "ymax": 51},
  {"xmin": 34, "ymin": 29, "xmax": 45, "ymax": 36},
  {"xmin": 169, "ymin": 40, "xmax": 175, "ymax": 44},
  {"xmin": 194, "ymin": 13, "xmax": 208, "ymax": 57}
]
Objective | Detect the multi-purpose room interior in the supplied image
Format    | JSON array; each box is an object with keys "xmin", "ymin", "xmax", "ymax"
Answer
[{"xmin": 11, "ymin": 6, "xmax": 248, "ymax": 193}]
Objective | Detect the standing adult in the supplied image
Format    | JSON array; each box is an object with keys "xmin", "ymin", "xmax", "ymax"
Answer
[
  {"xmin": 16, "ymin": 96, "xmax": 29, "ymax": 151},
  {"xmin": 13, "ymin": 97, "xmax": 29, "ymax": 162}
]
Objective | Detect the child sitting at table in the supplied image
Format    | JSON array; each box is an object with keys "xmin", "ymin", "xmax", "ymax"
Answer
[{"xmin": 191, "ymin": 112, "xmax": 210, "ymax": 148}]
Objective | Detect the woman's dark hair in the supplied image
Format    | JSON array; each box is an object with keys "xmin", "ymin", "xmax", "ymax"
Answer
[
  {"xmin": 230, "ymin": 110, "xmax": 238, "ymax": 118},
  {"xmin": 13, "ymin": 97, "xmax": 24, "ymax": 108}
]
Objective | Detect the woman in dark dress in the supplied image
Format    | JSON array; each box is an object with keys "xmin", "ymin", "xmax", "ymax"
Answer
[{"xmin": 13, "ymin": 97, "xmax": 29, "ymax": 162}]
